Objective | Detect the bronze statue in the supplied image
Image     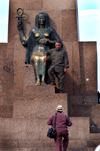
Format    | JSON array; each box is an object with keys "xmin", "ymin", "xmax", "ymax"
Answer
[{"xmin": 16, "ymin": 8, "xmax": 62, "ymax": 85}]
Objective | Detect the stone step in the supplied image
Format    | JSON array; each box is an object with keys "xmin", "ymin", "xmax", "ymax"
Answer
[
  {"xmin": 67, "ymin": 148, "xmax": 87, "ymax": 151},
  {"xmin": 23, "ymin": 65, "xmax": 61, "ymax": 94},
  {"xmin": 91, "ymin": 104, "xmax": 100, "ymax": 118},
  {"xmin": 13, "ymin": 93, "xmax": 68, "ymax": 118},
  {"xmin": 69, "ymin": 104, "xmax": 100, "ymax": 133},
  {"xmin": 23, "ymin": 64, "xmax": 51, "ymax": 87},
  {"xmin": 0, "ymin": 147, "xmax": 95, "ymax": 151},
  {"xmin": 67, "ymin": 147, "xmax": 95, "ymax": 151},
  {"xmin": 0, "ymin": 118, "xmax": 55, "ymax": 141},
  {"xmin": 90, "ymin": 117, "xmax": 100, "ymax": 133},
  {"xmin": 23, "ymin": 65, "xmax": 63, "ymax": 94},
  {"xmin": 23, "ymin": 85, "xmax": 55, "ymax": 94},
  {"xmin": 69, "ymin": 140, "xmax": 99, "ymax": 148},
  {"xmin": 89, "ymin": 133, "xmax": 100, "ymax": 139},
  {"xmin": 0, "ymin": 147, "xmax": 96, "ymax": 151},
  {"xmin": 0, "ymin": 117, "xmax": 88, "ymax": 142},
  {"xmin": 69, "ymin": 95, "xmax": 100, "ymax": 133},
  {"xmin": 69, "ymin": 117, "xmax": 89, "ymax": 140},
  {"xmin": 68, "ymin": 95, "xmax": 98, "ymax": 105},
  {"xmin": 0, "ymin": 117, "xmax": 99, "ymax": 150},
  {"xmin": 0, "ymin": 148, "xmax": 55, "ymax": 151},
  {"xmin": 0, "ymin": 139, "xmax": 97, "ymax": 151},
  {"xmin": 69, "ymin": 104, "xmax": 100, "ymax": 118},
  {"xmin": 87, "ymin": 148, "xmax": 96, "ymax": 151},
  {"xmin": 69, "ymin": 105, "xmax": 91, "ymax": 117}
]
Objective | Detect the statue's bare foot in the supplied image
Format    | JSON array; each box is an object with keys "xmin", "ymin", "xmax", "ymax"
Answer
[
  {"xmin": 41, "ymin": 81, "xmax": 47, "ymax": 86},
  {"xmin": 35, "ymin": 82, "xmax": 40, "ymax": 86}
]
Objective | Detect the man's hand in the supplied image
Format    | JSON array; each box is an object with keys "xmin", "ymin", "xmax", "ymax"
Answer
[
  {"xmin": 64, "ymin": 68, "xmax": 67, "ymax": 73},
  {"xmin": 44, "ymin": 55, "xmax": 47, "ymax": 61}
]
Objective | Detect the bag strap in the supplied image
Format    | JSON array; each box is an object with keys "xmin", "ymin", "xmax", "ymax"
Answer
[{"xmin": 53, "ymin": 113, "xmax": 57, "ymax": 129}]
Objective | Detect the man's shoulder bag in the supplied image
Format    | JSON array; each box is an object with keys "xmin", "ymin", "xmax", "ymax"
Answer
[{"xmin": 47, "ymin": 113, "xmax": 57, "ymax": 139}]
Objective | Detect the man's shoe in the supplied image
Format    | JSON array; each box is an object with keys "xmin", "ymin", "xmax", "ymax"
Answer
[
  {"xmin": 50, "ymin": 83, "xmax": 56, "ymax": 85},
  {"xmin": 59, "ymin": 91, "xmax": 62, "ymax": 93}
]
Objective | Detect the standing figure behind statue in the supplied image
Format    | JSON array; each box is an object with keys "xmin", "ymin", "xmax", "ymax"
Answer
[{"xmin": 17, "ymin": 11, "xmax": 62, "ymax": 86}]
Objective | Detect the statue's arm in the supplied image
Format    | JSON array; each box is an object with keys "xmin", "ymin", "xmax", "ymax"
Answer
[{"xmin": 17, "ymin": 20, "xmax": 28, "ymax": 47}]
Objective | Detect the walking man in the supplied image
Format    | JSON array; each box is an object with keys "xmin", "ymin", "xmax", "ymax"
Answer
[{"xmin": 47, "ymin": 105, "xmax": 72, "ymax": 151}]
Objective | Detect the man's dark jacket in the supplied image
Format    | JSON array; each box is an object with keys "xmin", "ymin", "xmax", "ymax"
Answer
[{"xmin": 45, "ymin": 48, "xmax": 69, "ymax": 72}]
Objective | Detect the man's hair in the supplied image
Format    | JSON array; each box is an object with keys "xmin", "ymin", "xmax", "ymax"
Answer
[
  {"xmin": 57, "ymin": 111, "xmax": 62, "ymax": 113},
  {"xmin": 56, "ymin": 41, "xmax": 61, "ymax": 44}
]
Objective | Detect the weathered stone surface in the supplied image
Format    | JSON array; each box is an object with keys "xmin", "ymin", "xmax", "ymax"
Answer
[
  {"xmin": 69, "ymin": 105, "xmax": 92, "ymax": 117},
  {"xmin": 91, "ymin": 105, "xmax": 100, "ymax": 118},
  {"xmin": 69, "ymin": 103, "xmax": 100, "ymax": 118},
  {"xmin": 69, "ymin": 95, "xmax": 97, "ymax": 105},
  {"xmin": 62, "ymin": 10, "xmax": 78, "ymax": 42},
  {"xmin": 64, "ymin": 41, "xmax": 81, "ymax": 94},
  {"xmin": 0, "ymin": 44, "xmax": 14, "ymax": 99},
  {"xmin": 67, "ymin": 148, "xmax": 88, "ymax": 151},
  {"xmin": 83, "ymin": 42, "xmax": 97, "ymax": 95},
  {"xmin": 43, "ymin": 0, "xmax": 76, "ymax": 10},
  {"xmin": 69, "ymin": 140, "xmax": 87, "ymax": 148},
  {"xmin": 89, "ymin": 133, "xmax": 100, "ymax": 140},
  {"xmin": 23, "ymin": 65, "xmax": 35, "ymax": 88},
  {"xmin": 87, "ymin": 148, "xmax": 96, "ymax": 151},
  {"xmin": 47, "ymin": 11, "xmax": 62, "ymax": 39},
  {"xmin": 72, "ymin": 42, "xmax": 81, "ymax": 94},
  {"xmin": 0, "ymin": 106, "xmax": 13, "ymax": 118},
  {"xmin": 14, "ymin": 41, "xmax": 25, "ymax": 95},
  {"xmin": 13, "ymin": 93, "xmax": 68, "ymax": 118},
  {"xmin": 64, "ymin": 42, "xmax": 74, "ymax": 94},
  {"xmin": 10, "ymin": 0, "xmax": 42, "ymax": 11},
  {"xmin": 23, "ymin": 85, "xmax": 55, "ymax": 94},
  {"xmin": 69, "ymin": 117, "xmax": 89, "ymax": 139}
]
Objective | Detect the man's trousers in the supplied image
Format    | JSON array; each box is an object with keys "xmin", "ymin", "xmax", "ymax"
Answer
[
  {"xmin": 54, "ymin": 131, "xmax": 69, "ymax": 151},
  {"xmin": 48, "ymin": 66, "xmax": 65, "ymax": 92}
]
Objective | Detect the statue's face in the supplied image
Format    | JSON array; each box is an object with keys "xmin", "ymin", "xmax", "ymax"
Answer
[{"xmin": 38, "ymin": 14, "xmax": 46, "ymax": 25}]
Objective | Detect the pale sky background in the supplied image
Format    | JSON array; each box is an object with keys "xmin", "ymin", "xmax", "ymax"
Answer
[
  {"xmin": 0, "ymin": 0, "xmax": 9, "ymax": 43},
  {"xmin": 76, "ymin": 0, "xmax": 100, "ymax": 92},
  {"xmin": 76, "ymin": 0, "xmax": 100, "ymax": 41}
]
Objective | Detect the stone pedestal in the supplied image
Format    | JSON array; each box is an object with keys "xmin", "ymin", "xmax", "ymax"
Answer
[
  {"xmin": 0, "ymin": 65, "xmax": 68, "ymax": 151},
  {"xmin": 0, "ymin": 91, "xmax": 68, "ymax": 151}
]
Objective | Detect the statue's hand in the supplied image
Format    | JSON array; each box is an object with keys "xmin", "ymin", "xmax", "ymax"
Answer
[
  {"xmin": 39, "ymin": 38, "xmax": 48, "ymax": 44},
  {"xmin": 17, "ymin": 20, "xmax": 23, "ymax": 31}
]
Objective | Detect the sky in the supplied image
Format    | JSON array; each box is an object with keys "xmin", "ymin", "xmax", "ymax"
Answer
[
  {"xmin": 0, "ymin": 0, "xmax": 9, "ymax": 43},
  {"xmin": 76, "ymin": 0, "xmax": 100, "ymax": 41},
  {"xmin": 76, "ymin": 0, "xmax": 100, "ymax": 93},
  {"xmin": 77, "ymin": 0, "xmax": 100, "ymax": 11}
]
